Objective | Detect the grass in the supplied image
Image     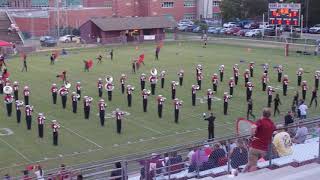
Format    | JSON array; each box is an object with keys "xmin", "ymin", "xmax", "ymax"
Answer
[{"xmin": 0, "ymin": 41, "xmax": 319, "ymax": 175}]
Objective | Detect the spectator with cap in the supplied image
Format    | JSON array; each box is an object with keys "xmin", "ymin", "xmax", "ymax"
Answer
[
  {"xmin": 293, "ymin": 121, "xmax": 308, "ymax": 144},
  {"xmin": 243, "ymin": 108, "xmax": 276, "ymax": 172},
  {"xmin": 273, "ymin": 124, "xmax": 293, "ymax": 157}
]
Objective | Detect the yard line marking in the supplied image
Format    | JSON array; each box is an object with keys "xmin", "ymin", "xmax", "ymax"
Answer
[
  {"xmin": 61, "ymin": 125, "xmax": 103, "ymax": 149},
  {"xmin": 124, "ymin": 117, "xmax": 164, "ymax": 135},
  {"xmin": 0, "ymin": 137, "xmax": 32, "ymax": 163}
]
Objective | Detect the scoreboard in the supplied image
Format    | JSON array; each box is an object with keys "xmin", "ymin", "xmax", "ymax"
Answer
[{"xmin": 268, "ymin": 3, "xmax": 301, "ymax": 26}]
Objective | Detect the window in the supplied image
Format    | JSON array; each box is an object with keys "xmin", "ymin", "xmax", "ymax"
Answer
[
  {"xmin": 62, "ymin": 0, "xmax": 82, "ymax": 7},
  {"xmin": 31, "ymin": 0, "xmax": 49, "ymax": 7},
  {"xmin": 213, "ymin": 1, "xmax": 220, "ymax": 7},
  {"xmin": 105, "ymin": 1, "xmax": 112, "ymax": 8},
  {"xmin": 184, "ymin": 13, "xmax": 196, "ymax": 20},
  {"xmin": 184, "ymin": 0, "xmax": 195, "ymax": 7},
  {"xmin": 161, "ymin": 2, "xmax": 174, "ymax": 8}
]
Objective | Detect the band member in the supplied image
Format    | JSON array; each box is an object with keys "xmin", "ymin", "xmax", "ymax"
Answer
[
  {"xmin": 155, "ymin": 45, "xmax": 160, "ymax": 60},
  {"xmin": 207, "ymin": 89, "xmax": 214, "ymax": 111},
  {"xmin": 282, "ymin": 75, "xmax": 289, "ymax": 96},
  {"xmin": 267, "ymin": 86, "xmax": 275, "ymax": 108},
  {"xmin": 37, "ymin": 113, "xmax": 45, "ymax": 138},
  {"xmin": 105, "ymin": 81, "xmax": 114, "ymax": 101},
  {"xmin": 223, "ymin": 92, "xmax": 231, "ymax": 115},
  {"xmin": 233, "ymin": 64, "xmax": 239, "ymax": 85},
  {"xmin": 301, "ymin": 81, "xmax": 308, "ymax": 100},
  {"xmin": 142, "ymin": 89, "xmax": 150, "ymax": 112},
  {"xmin": 22, "ymin": 86, "xmax": 30, "ymax": 105},
  {"xmin": 314, "ymin": 71, "xmax": 320, "ymax": 89},
  {"xmin": 83, "ymin": 60, "xmax": 90, "ymax": 72},
  {"xmin": 297, "ymin": 68, "xmax": 304, "ymax": 86},
  {"xmin": 211, "ymin": 73, "xmax": 218, "ymax": 92},
  {"xmin": 229, "ymin": 77, "xmax": 235, "ymax": 96},
  {"xmin": 263, "ymin": 63, "xmax": 269, "ymax": 74},
  {"xmin": 293, "ymin": 91, "xmax": 299, "ymax": 107},
  {"xmin": 177, "ymin": 69, "xmax": 184, "ymax": 86},
  {"xmin": 140, "ymin": 73, "xmax": 146, "ymax": 91},
  {"xmin": 273, "ymin": 94, "xmax": 282, "ymax": 116},
  {"xmin": 173, "ymin": 98, "xmax": 182, "ymax": 123},
  {"xmin": 13, "ymin": 81, "xmax": 19, "ymax": 100},
  {"xmin": 98, "ymin": 99, "xmax": 107, "ymax": 126},
  {"xmin": 97, "ymin": 78, "xmax": 103, "ymax": 97},
  {"xmin": 203, "ymin": 34, "xmax": 208, "ymax": 48},
  {"xmin": 247, "ymin": 98, "xmax": 255, "ymax": 120},
  {"xmin": 219, "ymin": 65, "xmax": 224, "ymax": 82},
  {"xmin": 261, "ymin": 73, "xmax": 269, "ymax": 91},
  {"xmin": 115, "ymin": 109, "xmax": 125, "ymax": 134},
  {"xmin": 246, "ymin": 82, "xmax": 254, "ymax": 101},
  {"xmin": 157, "ymin": 95, "xmax": 166, "ymax": 118},
  {"xmin": 71, "ymin": 92, "xmax": 78, "ymax": 113},
  {"xmin": 160, "ymin": 71, "xmax": 165, "ymax": 88},
  {"xmin": 171, "ymin": 81, "xmax": 178, "ymax": 99},
  {"xmin": 96, "ymin": 54, "xmax": 103, "ymax": 64},
  {"xmin": 309, "ymin": 88, "xmax": 318, "ymax": 108},
  {"xmin": 52, "ymin": 120, "xmax": 60, "ymax": 146},
  {"xmin": 191, "ymin": 85, "xmax": 199, "ymax": 106},
  {"xmin": 15, "ymin": 100, "xmax": 23, "ymax": 123},
  {"xmin": 56, "ymin": 71, "xmax": 67, "ymax": 84},
  {"xmin": 110, "ymin": 49, "xmax": 114, "ymax": 60},
  {"xmin": 243, "ymin": 69, "xmax": 250, "ymax": 85},
  {"xmin": 21, "ymin": 53, "xmax": 28, "ymax": 72},
  {"xmin": 83, "ymin": 96, "xmax": 92, "ymax": 119},
  {"xmin": 196, "ymin": 64, "xmax": 203, "ymax": 89},
  {"xmin": 4, "ymin": 93, "xmax": 13, "ymax": 117},
  {"xmin": 25, "ymin": 105, "xmax": 33, "ymax": 130},
  {"xmin": 51, "ymin": 83, "xmax": 58, "ymax": 104},
  {"xmin": 204, "ymin": 112, "xmax": 215, "ymax": 140},
  {"xmin": 0, "ymin": 76, "xmax": 3, "ymax": 94},
  {"xmin": 249, "ymin": 62, "xmax": 254, "ymax": 77},
  {"xmin": 126, "ymin": 85, "xmax": 134, "ymax": 107},
  {"xmin": 132, "ymin": 59, "xmax": 137, "ymax": 73},
  {"xmin": 119, "ymin": 74, "xmax": 126, "ymax": 94},
  {"xmin": 59, "ymin": 85, "xmax": 69, "ymax": 109},
  {"xmin": 76, "ymin": 82, "xmax": 81, "ymax": 100},
  {"xmin": 149, "ymin": 74, "xmax": 158, "ymax": 95},
  {"xmin": 277, "ymin": 65, "xmax": 283, "ymax": 82},
  {"xmin": 50, "ymin": 53, "xmax": 55, "ymax": 65}
]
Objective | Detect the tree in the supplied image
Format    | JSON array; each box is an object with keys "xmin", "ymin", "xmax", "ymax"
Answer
[{"xmin": 221, "ymin": 0, "xmax": 268, "ymax": 21}]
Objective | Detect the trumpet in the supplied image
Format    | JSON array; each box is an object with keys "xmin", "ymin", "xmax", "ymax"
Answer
[
  {"xmin": 105, "ymin": 75, "xmax": 113, "ymax": 83},
  {"xmin": 87, "ymin": 97, "xmax": 93, "ymax": 102},
  {"xmin": 172, "ymin": 81, "xmax": 179, "ymax": 86},
  {"xmin": 76, "ymin": 94, "xmax": 81, "ymax": 99},
  {"xmin": 193, "ymin": 85, "xmax": 200, "ymax": 90},
  {"xmin": 59, "ymin": 90, "xmax": 69, "ymax": 96},
  {"xmin": 15, "ymin": 100, "xmax": 24, "ymax": 106},
  {"xmin": 146, "ymin": 90, "xmax": 151, "ymax": 95}
]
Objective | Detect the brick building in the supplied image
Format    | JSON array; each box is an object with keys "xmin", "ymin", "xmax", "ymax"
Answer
[{"xmin": 0, "ymin": 0, "xmax": 222, "ymax": 36}]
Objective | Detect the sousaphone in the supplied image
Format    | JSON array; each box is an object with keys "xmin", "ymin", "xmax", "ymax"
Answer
[
  {"xmin": 64, "ymin": 82, "xmax": 71, "ymax": 89},
  {"xmin": 3, "ymin": 86, "xmax": 13, "ymax": 94},
  {"xmin": 150, "ymin": 68, "xmax": 158, "ymax": 76},
  {"xmin": 105, "ymin": 75, "xmax": 113, "ymax": 83}
]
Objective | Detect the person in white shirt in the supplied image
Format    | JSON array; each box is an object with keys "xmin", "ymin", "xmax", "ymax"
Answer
[
  {"xmin": 298, "ymin": 101, "xmax": 308, "ymax": 119},
  {"xmin": 34, "ymin": 165, "xmax": 44, "ymax": 180}
]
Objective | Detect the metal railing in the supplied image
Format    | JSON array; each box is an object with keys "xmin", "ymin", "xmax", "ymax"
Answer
[
  {"xmin": 9, "ymin": 116, "xmax": 320, "ymax": 180},
  {"xmin": 5, "ymin": 10, "xmax": 25, "ymax": 44}
]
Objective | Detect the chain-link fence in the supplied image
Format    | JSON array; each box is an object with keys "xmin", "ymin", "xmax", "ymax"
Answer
[{"xmin": 9, "ymin": 116, "xmax": 320, "ymax": 180}]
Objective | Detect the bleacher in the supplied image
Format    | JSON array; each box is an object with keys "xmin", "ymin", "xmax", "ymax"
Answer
[{"xmin": 0, "ymin": 11, "xmax": 23, "ymax": 44}]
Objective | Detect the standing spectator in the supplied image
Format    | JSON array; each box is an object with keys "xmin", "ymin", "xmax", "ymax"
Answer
[
  {"xmin": 243, "ymin": 108, "xmax": 276, "ymax": 172},
  {"xmin": 273, "ymin": 125, "xmax": 293, "ymax": 157},
  {"xmin": 298, "ymin": 100, "xmax": 308, "ymax": 119},
  {"xmin": 293, "ymin": 121, "xmax": 308, "ymax": 144},
  {"xmin": 110, "ymin": 162, "xmax": 123, "ymax": 180},
  {"xmin": 230, "ymin": 139, "xmax": 248, "ymax": 172},
  {"xmin": 33, "ymin": 165, "xmax": 44, "ymax": 180}
]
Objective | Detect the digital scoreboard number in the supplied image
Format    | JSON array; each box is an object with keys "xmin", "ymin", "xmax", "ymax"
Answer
[{"xmin": 268, "ymin": 3, "xmax": 301, "ymax": 26}]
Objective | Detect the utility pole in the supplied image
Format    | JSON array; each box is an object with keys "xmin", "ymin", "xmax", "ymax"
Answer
[
  {"xmin": 305, "ymin": 0, "xmax": 309, "ymax": 28},
  {"xmin": 57, "ymin": 0, "xmax": 60, "ymax": 38}
]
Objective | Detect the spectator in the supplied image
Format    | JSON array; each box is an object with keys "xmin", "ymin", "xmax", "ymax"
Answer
[
  {"xmin": 3, "ymin": 174, "xmax": 10, "ymax": 180},
  {"xmin": 293, "ymin": 121, "xmax": 308, "ymax": 144},
  {"xmin": 208, "ymin": 143, "xmax": 226, "ymax": 167},
  {"xmin": 243, "ymin": 108, "xmax": 276, "ymax": 172},
  {"xmin": 230, "ymin": 139, "xmax": 248, "ymax": 171},
  {"xmin": 273, "ymin": 125, "xmax": 293, "ymax": 157},
  {"xmin": 189, "ymin": 148, "xmax": 208, "ymax": 172},
  {"xmin": 284, "ymin": 111, "xmax": 294, "ymax": 126},
  {"xmin": 110, "ymin": 162, "xmax": 123, "ymax": 180},
  {"xmin": 204, "ymin": 144, "xmax": 212, "ymax": 157},
  {"xmin": 34, "ymin": 165, "xmax": 44, "ymax": 180},
  {"xmin": 58, "ymin": 164, "xmax": 71, "ymax": 180},
  {"xmin": 166, "ymin": 152, "xmax": 183, "ymax": 173},
  {"xmin": 186, "ymin": 148, "xmax": 196, "ymax": 166},
  {"xmin": 22, "ymin": 170, "xmax": 31, "ymax": 180},
  {"xmin": 298, "ymin": 100, "xmax": 308, "ymax": 119}
]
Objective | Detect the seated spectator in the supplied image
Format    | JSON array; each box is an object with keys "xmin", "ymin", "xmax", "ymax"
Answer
[
  {"xmin": 166, "ymin": 152, "xmax": 183, "ymax": 173},
  {"xmin": 189, "ymin": 148, "xmax": 208, "ymax": 172},
  {"xmin": 57, "ymin": 164, "xmax": 71, "ymax": 180},
  {"xmin": 204, "ymin": 144, "xmax": 212, "ymax": 157},
  {"xmin": 293, "ymin": 121, "xmax": 308, "ymax": 144},
  {"xmin": 110, "ymin": 162, "xmax": 122, "ymax": 180},
  {"xmin": 186, "ymin": 148, "xmax": 196, "ymax": 166},
  {"xmin": 284, "ymin": 111, "xmax": 294, "ymax": 126},
  {"xmin": 273, "ymin": 125, "xmax": 293, "ymax": 157},
  {"xmin": 208, "ymin": 143, "xmax": 226, "ymax": 167},
  {"xmin": 230, "ymin": 139, "xmax": 248, "ymax": 170}
]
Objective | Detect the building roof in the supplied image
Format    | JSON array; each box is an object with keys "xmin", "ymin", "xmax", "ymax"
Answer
[{"xmin": 89, "ymin": 16, "xmax": 176, "ymax": 31}]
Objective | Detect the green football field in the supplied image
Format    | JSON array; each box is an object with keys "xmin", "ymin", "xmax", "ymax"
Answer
[{"xmin": 0, "ymin": 41, "xmax": 319, "ymax": 175}]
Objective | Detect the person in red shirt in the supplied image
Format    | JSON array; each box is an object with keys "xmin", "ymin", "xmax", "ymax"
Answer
[{"xmin": 244, "ymin": 108, "xmax": 276, "ymax": 172}]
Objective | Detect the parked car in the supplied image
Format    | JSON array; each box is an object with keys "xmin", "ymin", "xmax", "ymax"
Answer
[
  {"xmin": 207, "ymin": 27, "xmax": 217, "ymax": 34},
  {"xmin": 244, "ymin": 22, "xmax": 260, "ymax": 29},
  {"xmin": 59, "ymin": 35, "xmax": 80, "ymax": 43},
  {"xmin": 234, "ymin": 29, "xmax": 250, "ymax": 36},
  {"xmin": 309, "ymin": 24, "xmax": 320, "ymax": 34},
  {"xmin": 177, "ymin": 19, "xmax": 194, "ymax": 27},
  {"xmin": 185, "ymin": 25, "xmax": 198, "ymax": 32},
  {"xmin": 40, "ymin": 36, "xmax": 57, "ymax": 47},
  {"xmin": 225, "ymin": 27, "xmax": 241, "ymax": 35},
  {"xmin": 245, "ymin": 29, "xmax": 262, "ymax": 37},
  {"xmin": 263, "ymin": 28, "xmax": 276, "ymax": 36},
  {"xmin": 192, "ymin": 26, "xmax": 201, "ymax": 33},
  {"xmin": 219, "ymin": 28, "xmax": 230, "ymax": 34},
  {"xmin": 177, "ymin": 25, "xmax": 188, "ymax": 31},
  {"xmin": 223, "ymin": 22, "xmax": 237, "ymax": 28}
]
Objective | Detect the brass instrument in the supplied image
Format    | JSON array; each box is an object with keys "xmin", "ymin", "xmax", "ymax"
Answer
[
  {"xmin": 64, "ymin": 82, "xmax": 71, "ymax": 89},
  {"xmin": 105, "ymin": 75, "xmax": 113, "ymax": 83},
  {"xmin": 150, "ymin": 68, "xmax": 158, "ymax": 76},
  {"xmin": 4, "ymin": 95, "xmax": 14, "ymax": 104},
  {"xmin": 15, "ymin": 100, "xmax": 24, "ymax": 106},
  {"xmin": 105, "ymin": 83, "xmax": 115, "ymax": 91},
  {"xmin": 3, "ymin": 86, "xmax": 13, "ymax": 94}
]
